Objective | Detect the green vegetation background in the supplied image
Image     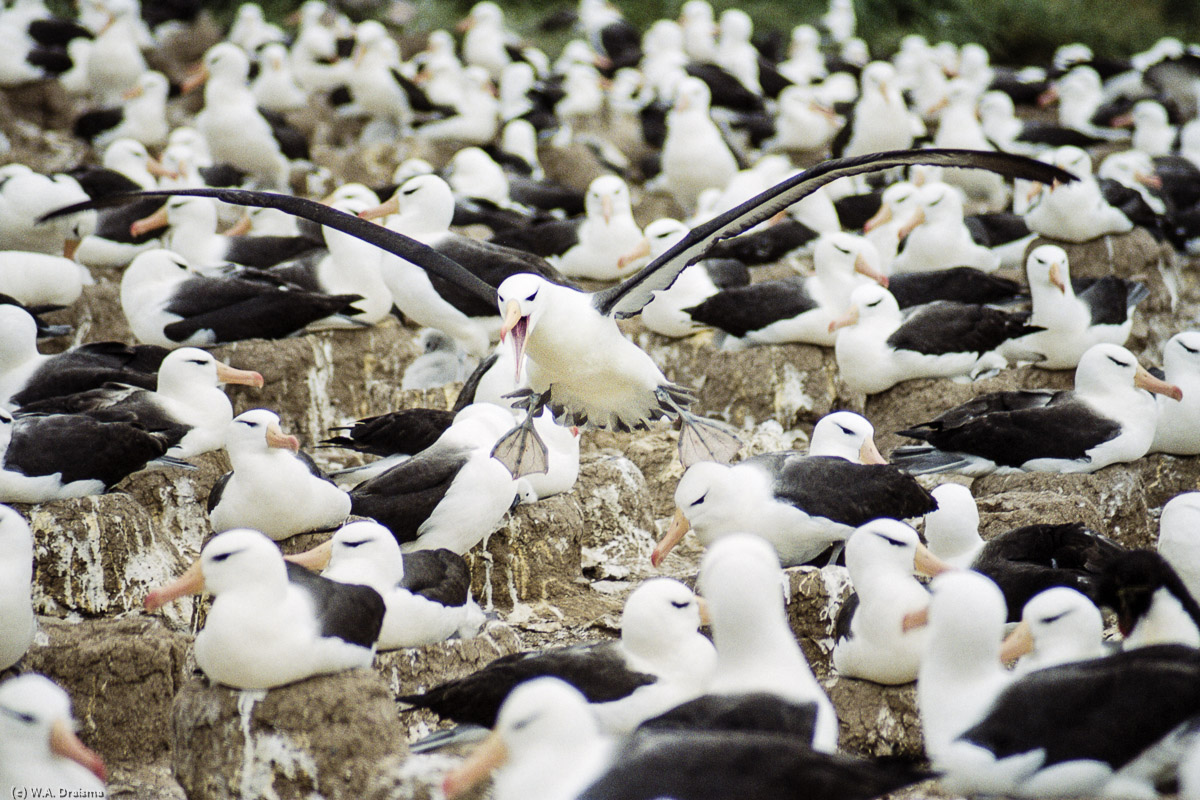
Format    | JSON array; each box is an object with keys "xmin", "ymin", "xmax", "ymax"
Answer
[{"xmin": 209, "ymin": 0, "xmax": 1199, "ymax": 64}]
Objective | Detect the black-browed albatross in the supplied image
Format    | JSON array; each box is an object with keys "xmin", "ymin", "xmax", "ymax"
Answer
[{"xmin": 42, "ymin": 149, "xmax": 1077, "ymax": 477}]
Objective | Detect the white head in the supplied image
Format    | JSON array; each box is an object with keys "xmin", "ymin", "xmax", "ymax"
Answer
[
  {"xmin": 1073, "ymin": 344, "xmax": 1181, "ymax": 402},
  {"xmin": 641, "ymin": 218, "xmax": 688, "ymax": 259},
  {"xmin": 225, "ymin": 409, "xmax": 301, "ymax": 457},
  {"xmin": 923, "ymin": 483, "xmax": 981, "ymax": 562},
  {"xmin": 619, "ymin": 577, "xmax": 704, "ymax": 659},
  {"xmin": 324, "ymin": 520, "xmax": 404, "ymax": 588},
  {"xmin": 156, "ymin": 348, "xmax": 263, "ymax": 396},
  {"xmin": 1158, "ymin": 492, "xmax": 1200, "ymax": 601},
  {"xmin": 808, "ymin": 411, "xmax": 885, "ymax": 464},
  {"xmin": 1011, "ymin": 587, "xmax": 1104, "ymax": 668},
  {"xmin": 829, "ymin": 283, "xmax": 901, "ymax": 334},
  {"xmin": 497, "ymin": 273, "xmax": 551, "ymax": 380},
  {"xmin": 845, "ymin": 518, "xmax": 951, "ymax": 581},
  {"xmin": 199, "ymin": 528, "xmax": 288, "ymax": 597},
  {"xmin": 1024, "ymin": 244, "xmax": 1071, "ymax": 296},
  {"xmin": 1051, "ymin": 146, "xmax": 1093, "ymax": 179},
  {"xmin": 0, "ymin": 674, "xmax": 106, "ymax": 784},
  {"xmin": 1162, "ymin": 332, "xmax": 1200, "ymax": 381},
  {"xmin": 584, "ymin": 175, "xmax": 632, "ymax": 226},
  {"xmin": 0, "ymin": 504, "xmax": 32, "ymax": 582},
  {"xmin": 0, "ymin": 304, "xmax": 39, "ymax": 370},
  {"xmin": 672, "ymin": 76, "xmax": 712, "ymax": 114},
  {"xmin": 813, "ymin": 232, "xmax": 887, "ymax": 286}
]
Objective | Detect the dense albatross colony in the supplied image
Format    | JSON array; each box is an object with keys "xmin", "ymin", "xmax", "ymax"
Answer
[{"xmin": 6, "ymin": 0, "xmax": 1200, "ymax": 797}]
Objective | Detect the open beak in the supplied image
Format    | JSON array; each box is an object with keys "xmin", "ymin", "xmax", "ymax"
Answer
[
  {"xmin": 1048, "ymin": 261, "xmax": 1067, "ymax": 293},
  {"xmin": 858, "ymin": 436, "xmax": 888, "ymax": 465},
  {"xmin": 50, "ymin": 719, "xmax": 107, "ymax": 782},
  {"xmin": 999, "ymin": 620, "xmax": 1034, "ymax": 662},
  {"xmin": 827, "ymin": 305, "xmax": 859, "ymax": 334},
  {"xmin": 1134, "ymin": 365, "xmax": 1183, "ymax": 402},
  {"xmin": 62, "ymin": 238, "xmax": 79, "ymax": 260},
  {"xmin": 129, "ymin": 205, "xmax": 169, "ymax": 238},
  {"xmin": 853, "ymin": 252, "xmax": 888, "ymax": 288},
  {"xmin": 181, "ymin": 62, "xmax": 209, "ymax": 94},
  {"xmin": 900, "ymin": 606, "xmax": 928, "ymax": 632},
  {"xmin": 617, "ymin": 237, "xmax": 651, "ymax": 271},
  {"xmin": 862, "ymin": 203, "xmax": 892, "ymax": 233},
  {"xmin": 651, "ymin": 508, "xmax": 690, "ymax": 567},
  {"xmin": 285, "ymin": 538, "xmax": 333, "ymax": 572},
  {"xmin": 443, "ymin": 730, "xmax": 508, "ymax": 799},
  {"xmin": 215, "ymin": 361, "xmax": 265, "ymax": 388},
  {"xmin": 357, "ymin": 195, "xmax": 399, "ymax": 221},
  {"xmin": 914, "ymin": 543, "xmax": 954, "ymax": 577},
  {"xmin": 896, "ymin": 208, "xmax": 925, "ymax": 241},
  {"xmin": 266, "ymin": 422, "xmax": 301, "ymax": 452},
  {"xmin": 144, "ymin": 558, "xmax": 204, "ymax": 611},
  {"xmin": 500, "ymin": 300, "xmax": 528, "ymax": 383},
  {"xmin": 224, "ymin": 211, "xmax": 254, "ymax": 237}
]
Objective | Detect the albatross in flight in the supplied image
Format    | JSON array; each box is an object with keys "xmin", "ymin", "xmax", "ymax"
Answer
[{"xmin": 41, "ymin": 149, "xmax": 1076, "ymax": 477}]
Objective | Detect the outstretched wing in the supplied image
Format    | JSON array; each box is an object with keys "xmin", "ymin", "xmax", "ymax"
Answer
[
  {"xmin": 40, "ymin": 187, "xmax": 500, "ymax": 308},
  {"xmin": 592, "ymin": 148, "xmax": 1077, "ymax": 319}
]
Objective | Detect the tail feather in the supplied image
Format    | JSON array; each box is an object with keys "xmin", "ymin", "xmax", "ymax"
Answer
[{"xmin": 889, "ymin": 445, "xmax": 972, "ymax": 475}]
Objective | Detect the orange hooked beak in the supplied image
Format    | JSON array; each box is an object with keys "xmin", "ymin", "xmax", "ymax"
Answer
[
  {"xmin": 500, "ymin": 299, "xmax": 528, "ymax": 383},
  {"xmin": 50, "ymin": 719, "xmax": 107, "ymax": 782},
  {"xmin": 285, "ymin": 538, "xmax": 333, "ymax": 571},
  {"xmin": 442, "ymin": 730, "xmax": 508, "ymax": 799},
  {"xmin": 144, "ymin": 558, "xmax": 204, "ymax": 611},
  {"xmin": 650, "ymin": 508, "xmax": 690, "ymax": 567},
  {"xmin": 357, "ymin": 195, "xmax": 400, "ymax": 221},
  {"xmin": 215, "ymin": 361, "xmax": 265, "ymax": 388},
  {"xmin": 129, "ymin": 205, "xmax": 169, "ymax": 238},
  {"xmin": 224, "ymin": 211, "xmax": 254, "ymax": 237},
  {"xmin": 862, "ymin": 203, "xmax": 892, "ymax": 233},
  {"xmin": 896, "ymin": 207, "xmax": 926, "ymax": 241},
  {"xmin": 62, "ymin": 238, "xmax": 80, "ymax": 260},
  {"xmin": 1134, "ymin": 365, "xmax": 1183, "ymax": 402},
  {"xmin": 617, "ymin": 237, "xmax": 651, "ymax": 271},
  {"xmin": 854, "ymin": 252, "xmax": 888, "ymax": 288},
  {"xmin": 181, "ymin": 62, "xmax": 209, "ymax": 94},
  {"xmin": 1047, "ymin": 261, "xmax": 1067, "ymax": 293},
  {"xmin": 858, "ymin": 435, "xmax": 887, "ymax": 465},
  {"xmin": 914, "ymin": 543, "xmax": 954, "ymax": 577},
  {"xmin": 827, "ymin": 305, "xmax": 859, "ymax": 334},
  {"xmin": 999, "ymin": 619, "xmax": 1034, "ymax": 662},
  {"xmin": 900, "ymin": 606, "xmax": 929, "ymax": 633},
  {"xmin": 266, "ymin": 422, "xmax": 301, "ymax": 452}
]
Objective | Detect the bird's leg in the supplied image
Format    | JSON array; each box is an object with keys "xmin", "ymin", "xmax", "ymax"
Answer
[
  {"xmin": 656, "ymin": 386, "xmax": 742, "ymax": 467},
  {"xmin": 491, "ymin": 389, "xmax": 551, "ymax": 478}
]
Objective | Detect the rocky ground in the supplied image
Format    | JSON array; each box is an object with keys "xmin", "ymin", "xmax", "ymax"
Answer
[{"xmin": 3, "ymin": 39, "xmax": 1200, "ymax": 800}]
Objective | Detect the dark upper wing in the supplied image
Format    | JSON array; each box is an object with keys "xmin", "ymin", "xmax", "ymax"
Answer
[
  {"xmin": 7, "ymin": 413, "xmax": 169, "ymax": 487},
  {"xmin": 1077, "ymin": 276, "xmax": 1147, "ymax": 326},
  {"xmin": 284, "ymin": 562, "xmax": 385, "ymax": 648},
  {"xmin": 756, "ymin": 453, "xmax": 937, "ymax": 524},
  {"xmin": 592, "ymin": 149, "xmax": 1077, "ymax": 319},
  {"xmin": 39, "ymin": 188, "xmax": 500, "ymax": 309},
  {"xmin": 453, "ymin": 352, "xmax": 499, "ymax": 411},
  {"xmin": 487, "ymin": 217, "xmax": 582, "ymax": 257},
  {"xmin": 400, "ymin": 548, "xmax": 471, "ymax": 606},
  {"xmin": 684, "ymin": 278, "xmax": 816, "ymax": 338},
  {"xmin": 396, "ymin": 641, "xmax": 654, "ymax": 727},
  {"xmin": 961, "ymin": 645, "xmax": 1200, "ymax": 769},
  {"xmin": 885, "ymin": 302, "xmax": 1038, "ymax": 356},
  {"xmin": 897, "ymin": 389, "xmax": 1060, "ymax": 438},
  {"xmin": 322, "ymin": 408, "xmax": 455, "ymax": 457},
  {"xmin": 833, "ymin": 591, "xmax": 859, "ymax": 643},
  {"xmin": 206, "ymin": 471, "xmax": 232, "ymax": 514},
  {"xmin": 887, "ymin": 267, "xmax": 1024, "ymax": 309},
  {"xmin": 580, "ymin": 730, "xmax": 929, "ymax": 800},
  {"xmin": 637, "ymin": 693, "xmax": 819, "ymax": 740},
  {"xmin": 349, "ymin": 444, "xmax": 471, "ymax": 543},
  {"xmin": 902, "ymin": 398, "xmax": 1122, "ymax": 467}
]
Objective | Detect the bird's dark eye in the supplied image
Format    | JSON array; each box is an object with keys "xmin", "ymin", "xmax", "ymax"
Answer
[
  {"xmin": 0, "ymin": 707, "xmax": 36, "ymax": 724},
  {"xmin": 837, "ymin": 424, "xmax": 854, "ymax": 435},
  {"xmin": 188, "ymin": 359, "xmax": 207, "ymax": 366},
  {"xmin": 833, "ymin": 245, "xmax": 852, "ymax": 255},
  {"xmin": 1107, "ymin": 356, "xmax": 1131, "ymax": 368},
  {"xmin": 344, "ymin": 539, "xmax": 368, "ymax": 548},
  {"xmin": 238, "ymin": 420, "xmax": 258, "ymax": 427},
  {"xmin": 511, "ymin": 714, "xmax": 537, "ymax": 731},
  {"xmin": 866, "ymin": 299, "xmax": 882, "ymax": 308},
  {"xmin": 402, "ymin": 186, "xmax": 419, "ymax": 196},
  {"xmin": 211, "ymin": 550, "xmax": 236, "ymax": 563},
  {"xmin": 691, "ymin": 492, "xmax": 707, "ymax": 507},
  {"xmin": 928, "ymin": 196, "xmax": 942, "ymax": 206},
  {"xmin": 671, "ymin": 600, "xmax": 691, "ymax": 609},
  {"xmin": 879, "ymin": 535, "xmax": 905, "ymax": 547},
  {"xmin": 525, "ymin": 291, "xmax": 538, "ymax": 302},
  {"xmin": 1040, "ymin": 610, "xmax": 1068, "ymax": 625},
  {"xmin": 1181, "ymin": 342, "xmax": 1199, "ymax": 355}
]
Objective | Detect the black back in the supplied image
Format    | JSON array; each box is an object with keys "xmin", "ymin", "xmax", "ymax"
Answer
[
  {"xmin": 684, "ymin": 278, "xmax": 816, "ymax": 338},
  {"xmin": 397, "ymin": 641, "xmax": 655, "ymax": 727},
  {"xmin": 349, "ymin": 445, "xmax": 472, "ymax": 543},
  {"xmin": 888, "ymin": 268, "xmax": 1024, "ymax": 309},
  {"xmin": 637, "ymin": 692, "xmax": 819, "ymax": 741},
  {"xmin": 885, "ymin": 302, "xmax": 1038, "ymax": 356},
  {"xmin": 322, "ymin": 408, "xmax": 455, "ymax": 457},
  {"xmin": 284, "ymin": 562, "xmax": 385, "ymax": 648},
  {"xmin": 5, "ymin": 413, "xmax": 170, "ymax": 488},
  {"xmin": 401, "ymin": 548, "xmax": 471, "ymax": 606}
]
